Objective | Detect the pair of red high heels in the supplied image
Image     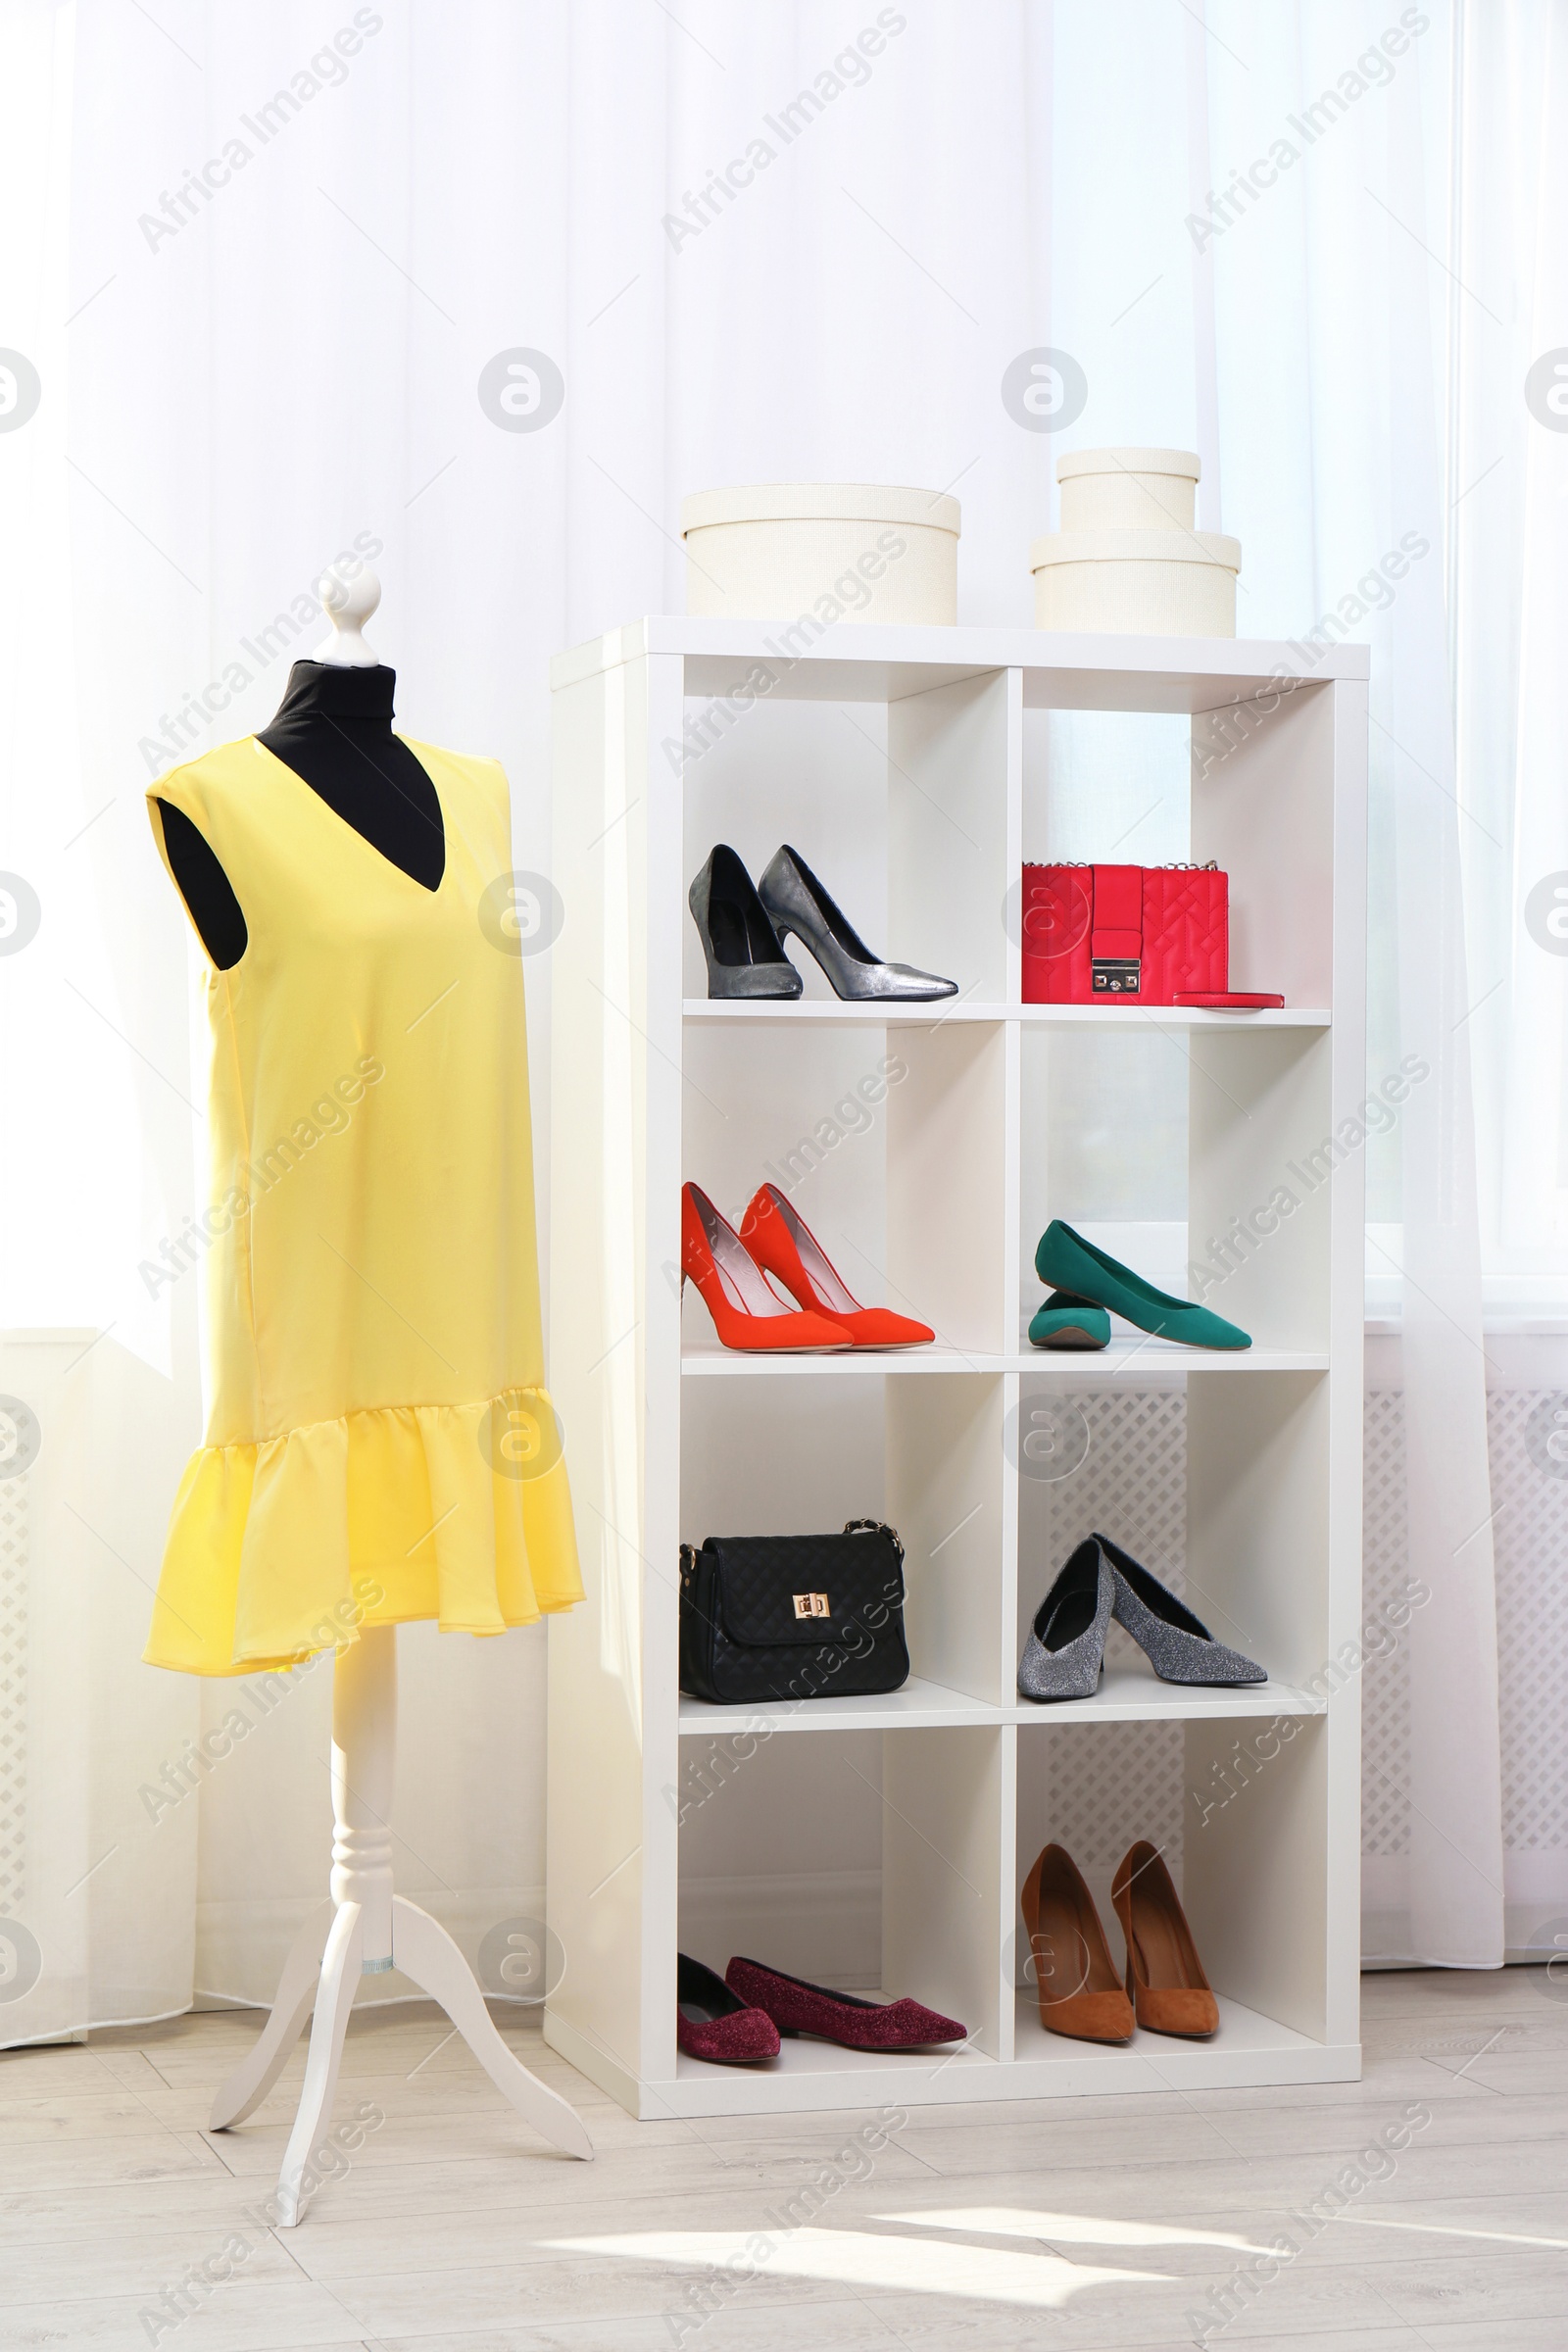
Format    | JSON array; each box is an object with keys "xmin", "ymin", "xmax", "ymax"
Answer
[{"xmin": 682, "ymin": 1181, "xmax": 934, "ymax": 1351}]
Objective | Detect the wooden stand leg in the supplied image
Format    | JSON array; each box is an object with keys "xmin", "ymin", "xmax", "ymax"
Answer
[
  {"xmin": 208, "ymin": 1897, "xmax": 333, "ymax": 2130},
  {"xmin": 209, "ymin": 1627, "xmax": 593, "ymax": 2223},
  {"xmin": 273, "ymin": 1899, "xmax": 364, "ymax": 2228},
  {"xmin": 392, "ymin": 1895, "xmax": 594, "ymax": 2160},
  {"xmin": 329, "ymin": 1624, "xmax": 397, "ymax": 1967}
]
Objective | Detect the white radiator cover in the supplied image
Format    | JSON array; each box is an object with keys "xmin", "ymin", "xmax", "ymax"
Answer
[{"xmin": 0, "ymin": 1473, "xmax": 26, "ymax": 1922}]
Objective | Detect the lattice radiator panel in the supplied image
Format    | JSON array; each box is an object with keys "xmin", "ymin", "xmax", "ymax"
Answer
[
  {"xmin": 1026, "ymin": 1389, "xmax": 1189, "ymax": 1882},
  {"xmin": 1489, "ymin": 1390, "xmax": 1568, "ymax": 1855},
  {"xmin": 1362, "ymin": 1391, "xmax": 1412, "ymax": 1858},
  {"xmin": 0, "ymin": 1475, "xmax": 25, "ymax": 1918},
  {"xmin": 1029, "ymin": 1386, "xmax": 1561, "ymax": 1903}
]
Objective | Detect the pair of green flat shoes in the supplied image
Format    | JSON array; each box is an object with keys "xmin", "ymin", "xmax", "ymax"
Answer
[{"xmin": 1029, "ymin": 1221, "xmax": 1251, "ymax": 1352}]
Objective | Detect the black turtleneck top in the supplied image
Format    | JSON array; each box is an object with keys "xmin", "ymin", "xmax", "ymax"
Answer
[{"xmin": 154, "ymin": 662, "xmax": 445, "ymax": 969}]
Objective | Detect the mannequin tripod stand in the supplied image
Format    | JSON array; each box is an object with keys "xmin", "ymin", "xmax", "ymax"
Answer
[{"xmin": 207, "ymin": 1626, "xmax": 592, "ymax": 2224}]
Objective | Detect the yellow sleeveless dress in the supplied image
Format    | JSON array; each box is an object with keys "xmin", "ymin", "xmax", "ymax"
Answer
[{"xmin": 144, "ymin": 734, "xmax": 582, "ymax": 1676}]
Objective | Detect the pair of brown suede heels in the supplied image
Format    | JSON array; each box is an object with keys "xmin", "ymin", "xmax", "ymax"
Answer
[{"xmin": 1022, "ymin": 1840, "xmax": 1218, "ymax": 2042}]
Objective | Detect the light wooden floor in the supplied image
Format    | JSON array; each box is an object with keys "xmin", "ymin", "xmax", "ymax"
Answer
[{"xmin": 1, "ymin": 1968, "xmax": 1565, "ymax": 2349}]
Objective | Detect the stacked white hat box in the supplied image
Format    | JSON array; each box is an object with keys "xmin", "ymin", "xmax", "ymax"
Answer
[{"xmin": 1030, "ymin": 447, "xmax": 1241, "ymax": 636}]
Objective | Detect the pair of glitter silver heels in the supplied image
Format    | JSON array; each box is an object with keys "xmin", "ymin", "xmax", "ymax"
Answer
[
  {"xmin": 690, "ymin": 844, "xmax": 957, "ymax": 1002},
  {"xmin": 1017, "ymin": 1533, "xmax": 1266, "ymax": 1700}
]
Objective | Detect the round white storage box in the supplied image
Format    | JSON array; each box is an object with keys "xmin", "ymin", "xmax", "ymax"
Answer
[
  {"xmin": 1031, "ymin": 527, "xmax": 1241, "ymax": 635},
  {"xmin": 1056, "ymin": 446, "xmax": 1200, "ymax": 531},
  {"xmin": 680, "ymin": 484, "xmax": 960, "ymax": 624},
  {"xmin": 1034, "ymin": 445, "xmax": 1239, "ymax": 635}
]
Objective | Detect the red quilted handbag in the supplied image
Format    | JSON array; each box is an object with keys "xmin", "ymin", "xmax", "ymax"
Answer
[{"xmin": 1021, "ymin": 862, "xmax": 1241, "ymax": 1004}]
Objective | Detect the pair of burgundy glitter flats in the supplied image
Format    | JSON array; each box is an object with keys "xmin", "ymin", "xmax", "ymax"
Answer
[{"xmin": 676, "ymin": 1952, "xmax": 966, "ymax": 2065}]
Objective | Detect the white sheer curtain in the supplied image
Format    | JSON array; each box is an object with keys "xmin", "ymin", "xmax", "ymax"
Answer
[
  {"xmin": 1448, "ymin": 0, "xmax": 1568, "ymax": 1958},
  {"xmin": 0, "ymin": 0, "xmax": 1549, "ymax": 2039},
  {"xmin": 1456, "ymin": 1, "xmax": 1568, "ymax": 1303}
]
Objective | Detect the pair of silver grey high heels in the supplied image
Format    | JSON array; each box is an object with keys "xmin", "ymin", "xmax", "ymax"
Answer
[
  {"xmin": 1017, "ymin": 1533, "xmax": 1266, "ymax": 1700},
  {"xmin": 690, "ymin": 844, "xmax": 957, "ymax": 1003}
]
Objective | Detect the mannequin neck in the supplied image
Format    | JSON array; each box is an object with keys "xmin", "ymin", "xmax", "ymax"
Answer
[
  {"xmin": 268, "ymin": 660, "xmax": 398, "ymax": 738},
  {"xmin": 256, "ymin": 660, "xmax": 445, "ymax": 891}
]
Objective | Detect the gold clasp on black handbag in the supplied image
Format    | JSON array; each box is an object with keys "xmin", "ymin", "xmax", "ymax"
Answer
[{"xmin": 792, "ymin": 1592, "xmax": 831, "ymax": 1619}]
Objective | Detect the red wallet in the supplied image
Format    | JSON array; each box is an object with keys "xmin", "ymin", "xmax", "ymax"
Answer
[
  {"xmin": 1021, "ymin": 862, "xmax": 1278, "ymax": 1005},
  {"xmin": 1173, "ymin": 991, "xmax": 1285, "ymax": 1010}
]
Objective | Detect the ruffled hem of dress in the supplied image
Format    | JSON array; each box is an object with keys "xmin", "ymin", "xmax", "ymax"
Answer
[{"xmin": 144, "ymin": 1390, "xmax": 583, "ymax": 1677}]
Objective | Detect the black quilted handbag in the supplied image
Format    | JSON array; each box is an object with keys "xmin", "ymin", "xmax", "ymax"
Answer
[{"xmin": 678, "ymin": 1519, "xmax": 909, "ymax": 1705}]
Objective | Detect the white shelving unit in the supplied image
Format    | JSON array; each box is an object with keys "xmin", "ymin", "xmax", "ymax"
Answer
[{"xmin": 545, "ymin": 619, "xmax": 1367, "ymax": 2121}]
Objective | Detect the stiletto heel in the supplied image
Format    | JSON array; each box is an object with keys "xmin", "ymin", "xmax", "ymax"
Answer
[
  {"xmin": 739, "ymin": 1183, "xmax": 934, "ymax": 1348},
  {"xmin": 1096, "ymin": 1532, "xmax": 1265, "ymax": 1686},
  {"xmin": 1020, "ymin": 1845, "xmax": 1134, "ymax": 2042},
  {"xmin": 759, "ymin": 845, "xmax": 957, "ymax": 1002},
  {"xmin": 1111, "ymin": 1842, "xmax": 1218, "ymax": 2038},
  {"xmin": 681, "ymin": 1184, "xmax": 852, "ymax": 1351},
  {"xmin": 689, "ymin": 846, "xmax": 803, "ymax": 1000}
]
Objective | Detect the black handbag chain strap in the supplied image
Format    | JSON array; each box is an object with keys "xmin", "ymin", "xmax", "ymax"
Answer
[
  {"xmin": 679, "ymin": 1521, "xmax": 903, "ymax": 1577},
  {"xmin": 842, "ymin": 1517, "xmax": 905, "ymax": 1566}
]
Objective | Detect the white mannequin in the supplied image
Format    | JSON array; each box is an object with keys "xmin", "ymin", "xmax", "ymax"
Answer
[
  {"xmin": 206, "ymin": 571, "xmax": 593, "ymax": 2221},
  {"xmin": 313, "ymin": 562, "xmax": 383, "ymax": 665}
]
